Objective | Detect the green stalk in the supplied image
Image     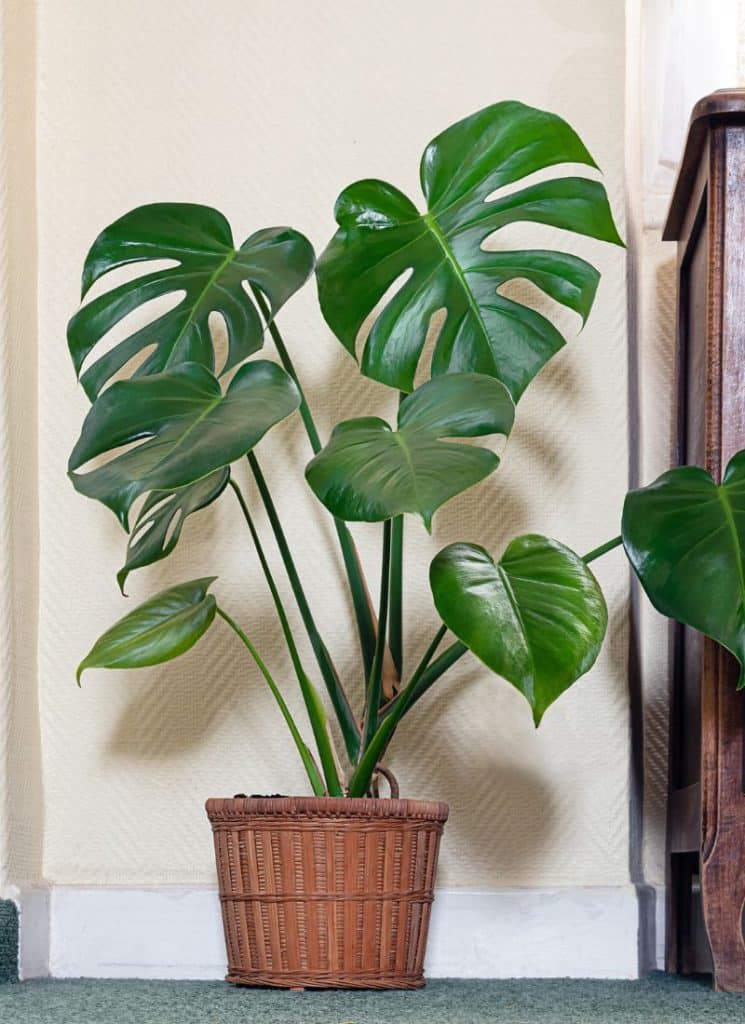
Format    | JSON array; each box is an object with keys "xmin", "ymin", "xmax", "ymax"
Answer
[
  {"xmin": 245, "ymin": 455, "xmax": 360, "ymax": 763},
  {"xmin": 389, "ymin": 515, "xmax": 404, "ymax": 679},
  {"xmin": 361, "ymin": 520, "xmax": 393, "ymax": 750},
  {"xmin": 379, "ymin": 635, "xmax": 467, "ymax": 725},
  {"xmin": 251, "ymin": 284, "xmax": 377, "ymax": 677},
  {"xmin": 582, "ymin": 534, "xmax": 623, "ymax": 564},
  {"xmin": 349, "ymin": 624, "xmax": 449, "ymax": 798},
  {"xmin": 230, "ymin": 479, "xmax": 343, "ymax": 796},
  {"xmin": 387, "ymin": 392, "xmax": 406, "ymax": 682},
  {"xmin": 216, "ymin": 606, "xmax": 325, "ymax": 796}
]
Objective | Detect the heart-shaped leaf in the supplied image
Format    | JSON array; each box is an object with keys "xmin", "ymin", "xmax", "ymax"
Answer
[
  {"xmin": 305, "ymin": 372, "xmax": 514, "ymax": 528},
  {"xmin": 317, "ymin": 101, "xmax": 623, "ymax": 402},
  {"xmin": 117, "ymin": 470, "xmax": 231, "ymax": 593},
  {"xmin": 68, "ymin": 203, "xmax": 315, "ymax": 399},
  {"xmin": 430, "ymin": 535, "xmax": 607, "ymax": 723},
  {"xmin": 622, "ymin": 451, "xmax": 745, "ymax": 687},
  {"xmin": 77, "ymin": 577, "xmax": 217, "ymax": 682},
  {"xmin": 69, "ymin": 360, "xmax": 300, "ymax": 527}
]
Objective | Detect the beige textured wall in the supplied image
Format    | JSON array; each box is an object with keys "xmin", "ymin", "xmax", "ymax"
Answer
[
  {"xmin": 36, "ymin": 0, "xmax": 630, "ymax": 887},
  {"xmin": 0, "ymin": 0, "xmax": 43, "ymax": 889},
  {"xmin": 637, "ymin": 231, "xmax": 677, "ymax": 887}
]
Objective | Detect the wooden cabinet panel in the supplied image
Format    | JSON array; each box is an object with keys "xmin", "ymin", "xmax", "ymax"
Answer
[{"xmin": 664, "ymin": 90, "xmax": 745, "ymax": 992}]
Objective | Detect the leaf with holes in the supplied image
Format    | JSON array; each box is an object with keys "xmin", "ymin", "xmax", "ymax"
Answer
[
  {"xmin": 69, "ymin": 360, "xmax": 300, "ymax": 527},
  {"xmin": 305, "ymin": 372, "xmax": 514, "ymax": 529},
  {"xmin": 117, "ymin": 470, "xmax": 231, "ymax": 593},
  {"xmin": 317, "ymin": 100, "xmax": 623, "ymax": 401},
  {"xmin": 430, "ymin": 536, "xmax": 607, "ymax": 723},
  {"xmin": 623, "ymin": 451, "xmax": 745, "ymax": 688},
  {"xmin": 77, "ymin": 578, "xmax": 217, "ymax": 682},
  {"xmin": 68, "ymin": 203, "xmax": 315, "ymax": 399}
]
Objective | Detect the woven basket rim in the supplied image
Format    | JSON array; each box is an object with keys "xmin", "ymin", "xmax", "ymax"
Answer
[{"xmin": 205, "ymin": 795, "xmax": 449, "ymax": 822}]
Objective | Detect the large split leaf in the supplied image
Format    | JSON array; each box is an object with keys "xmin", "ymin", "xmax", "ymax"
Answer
[
  {"xmin": 430, "ymin": 535, "xmax": 607, "ymax": 723},
  {"xmin": 305, "ymin": 372, "xmax": 514, "ymax": 528},
  {"xmin": 317, "ymin": 100, "xmax": 623, "ymax": 401},
  {"xmin": 68, "ymin": 203, "xmax": 315, "ymax": 399},
  {"xmin": 69, "ymin": 360, "xmax": 300, "ymax": 527},
  {"xmin": 77, "ymin": 578, "xmax": 217, "ymax": 682},
  {"xmin": 117, "ymin": 470, "xmax": 230, "ymax": 593},
  {"xmin": 622, "ymin": 452, "xmax": 745, "ymax": 687}
]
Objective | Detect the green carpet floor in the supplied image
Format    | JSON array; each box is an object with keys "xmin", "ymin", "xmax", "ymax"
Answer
[
  {"xmin": 0, "ymin": 903, "xmax": 17, "ymax": 985},
  {"xmin": 0, "ymin": 974, "xmax": 743, "ymax": 1024}
]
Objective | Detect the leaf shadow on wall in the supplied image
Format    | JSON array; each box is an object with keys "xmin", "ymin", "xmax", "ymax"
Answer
[
  {"xmin": 103, "ymin": 602, "xmax": 293, "ymax": 763},
  {"xmin": 389, "ymin": 657, "xmax": 559, "ymax": 882}
]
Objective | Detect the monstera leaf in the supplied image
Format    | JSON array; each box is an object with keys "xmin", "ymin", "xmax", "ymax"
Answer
[
  {"xmin": 77, "ymin": 578, "xmax": 217, "ymax": 682},
  {"xmin": 117, "ymin": 470, "xmax": 230, "ymax": 593},
  {"xmin": 623, "ymin": 452, "xmax": 745, "ymax": 688},
  {"xmin": 68, "ymin": 203, "xmax": 314, "ymax": 399},
  {"xmin": 317, "ymin": 101, "xmax": 623, "ymax": 401},
  {"xmin": 69, "ymin": 360, "xmax": 300, "ymax": 527},
  {"xmin": 305, "ymin": 373, "xmax": 514, "ymax": 528},
  {"xmin": 430, "ymin": 536, "xmax": 607, "ymax": 723}
]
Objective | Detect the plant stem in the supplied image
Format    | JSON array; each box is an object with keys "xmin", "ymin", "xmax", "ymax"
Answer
[
  {"xmin": 389, "ymin": 515, "xmax": 404, "ymax": 681},
  {"xmin": 349, "ymin": 624, "xmax": 449, "ymax": 798},
  {"xmin": 251, "ymin": 284, "xmax": 377, "ymax": 678},
  {"xmin": 244, "ymin": 455, "xmax": 360, "ymax": 763},
  {"xmin": 229, "ymin": 478, "xmax": 343, "ymax": 796},
  {"xmin": 216, "ymin": 605, "xmax": 325, "ymax": 796},
  {"xmin": 582, "ymin": 534, "xmax": 623, "ymax": 564},
  {"xmin": 361, "ymin": 520, "xmax": 393, "ymax": 750},
  {"xmin": 380, "ymin": 635, "xmax": 468, "ymax": 727},
  {"xmin": 386, "ymin": 392, "xmax": 406, "ymax": 685}
]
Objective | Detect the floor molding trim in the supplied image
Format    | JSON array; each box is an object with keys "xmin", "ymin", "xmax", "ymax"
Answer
[{"xmin": 26, "ymin": 885, "xmax": 644, "ymax": 981}]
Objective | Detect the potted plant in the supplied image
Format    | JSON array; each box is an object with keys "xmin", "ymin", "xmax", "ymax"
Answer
[{"xmin": 67, "ymin": 100, "xmax": 630, "ymax": 989}]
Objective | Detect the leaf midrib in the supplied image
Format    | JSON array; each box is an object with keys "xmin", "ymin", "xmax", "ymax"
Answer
[
  {"xmin": 422, "ymin": 212, "xmax": 496, "ymax": 374},
  {"xmin": 496, "ymin": 563, "xmax": 536, "ymax": 695},
  {"xmin": 96, "ymin": 597, "xmax": 211, "ymax": 661},
  {"xmin": 391, "ymin": 429, "xmax": 425, "ymax": 519},
  {"xmin": 716, "ymin": 483, "xmax": 745, "ymax": 609},
  {"xmin": 163, "ymin": 248, "xmax": 237, "ymax": 369}
]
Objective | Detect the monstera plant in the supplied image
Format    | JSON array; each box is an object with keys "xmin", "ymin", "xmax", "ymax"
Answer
[
  {"xmin": 67, "ymin": 99, "xmax": 745, "ymax": 990},
  {"xmin": 68, "ymin": 101, "xmax": 628, "ymax": 804}
]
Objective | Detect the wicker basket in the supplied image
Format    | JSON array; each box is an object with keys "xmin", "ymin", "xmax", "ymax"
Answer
[{"xmin": 205, "ymin": 795, "xmax": 449, "ymax": 989}]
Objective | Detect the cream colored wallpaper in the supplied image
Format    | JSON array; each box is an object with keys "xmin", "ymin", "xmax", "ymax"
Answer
[
  {"xmin": 0, "ymin": 0, "xmax": 43, "ymax": 888},
  {"xmin": 637, "ymin": 231, "xmax": 677, "ymax": 887},
  {"xmin": 36, "ymin": 0, "xmax": 630, "ymax": 887}
]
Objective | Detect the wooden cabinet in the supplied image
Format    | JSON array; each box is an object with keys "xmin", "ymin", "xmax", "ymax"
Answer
[{"xmin": 664, "ymin": 89, "xmax": 745, "ymax": 992}]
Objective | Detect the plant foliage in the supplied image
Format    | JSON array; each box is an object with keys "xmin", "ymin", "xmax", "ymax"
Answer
[{"xmin": 68, "ymin": 101, "xmax": 630, "ymax": 797}]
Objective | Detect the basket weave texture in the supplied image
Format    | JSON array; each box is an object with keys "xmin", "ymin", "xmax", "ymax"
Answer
[{"xmin": 206, "ymin": 795, "xmax": 449, "ymax": 989}]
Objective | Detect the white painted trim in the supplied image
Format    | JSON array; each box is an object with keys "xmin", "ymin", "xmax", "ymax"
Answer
[
  {"xmin": 25, "ymin": 885, "xmax": 643, "ymax": 981},
  {"xmin": 653, "ymin": 885, "xmax": 666, "ymax": 971},
  {"xmin": 3, "ymin": 884, "xmax": 50, "ymax": 980},
  {"xmin": 17, "ymin": 887, "xmax": 50, "ymax": 980}
]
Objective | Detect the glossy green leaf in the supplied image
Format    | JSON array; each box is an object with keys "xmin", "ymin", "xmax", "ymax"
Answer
[
  {"xmin": 68, "ymin": 203, "xmax": 315, "ymax": 399},
  {"xmin": 77, "ymin": 578, "xmax": 217, "ymax": 682},
  {"xmin": 317, "ymin": 100, "xmax": 623, "ymax": 401},
  {"xmin": 69, "ymin": 360, "xmax": 300, "ymax": 527},
  {"xmin": 117, "ymin": 470, "xmax": 230, "ymax": 593},
  {"xmin": 305, "ymin": 372, "xmax": 514, "ymax": 529},
  {"xmin": 430, "ymin": 535, "xmax": 607, "ymax": 723},
  {"xmin": 622, "ymin": 452, "xmax": 745, "ymax": 688}
]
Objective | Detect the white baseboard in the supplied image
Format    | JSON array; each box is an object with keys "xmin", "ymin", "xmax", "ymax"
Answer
[
  {"xmin": 654, "ymin": 885, "xmax": 666, "ymax": 971},
  {"xmin": 2, "ymin": 885, "xmax": 50, "ymax": 980},
  {"xmin": 17, "ymin": 884, "xmax": 644, "ymax": 981}
]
